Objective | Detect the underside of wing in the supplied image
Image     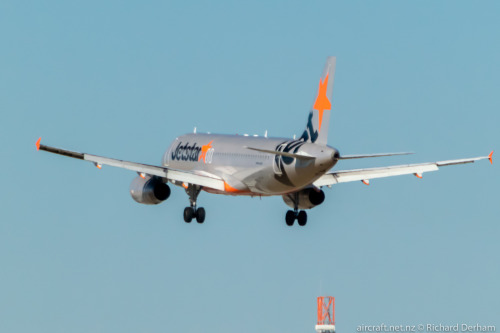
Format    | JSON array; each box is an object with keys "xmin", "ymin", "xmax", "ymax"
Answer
[
  {"xmin": 313, "ymin": 152, "xmax": 493, "ymax": 187},
  {"xmin": 36, "ymin": 138, "xmax": 225, "ymax": 191}
]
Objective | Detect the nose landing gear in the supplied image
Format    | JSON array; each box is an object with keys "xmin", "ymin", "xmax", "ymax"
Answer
[{"xmin": 183, "ymin": 184, "xmax": 205, "ymax": 223}]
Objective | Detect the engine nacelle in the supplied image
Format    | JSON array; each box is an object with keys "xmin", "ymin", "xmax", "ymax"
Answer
[
  {"xmin": 282, "ymin": 188, "xmax": 325, "ymax": 210},
  {"xmin": 129, "ymin": 175, "xmax": 171, "ymax": 205}
]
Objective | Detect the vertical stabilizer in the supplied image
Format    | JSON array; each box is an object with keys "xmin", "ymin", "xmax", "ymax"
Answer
[{"xmin": 300, "ymin": 57, "xmax": 336, "ymax": 145}]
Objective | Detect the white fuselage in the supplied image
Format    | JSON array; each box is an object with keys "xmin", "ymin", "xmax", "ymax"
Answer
[{"xmin": 163, "ymin": 133, "xmax": 339, "ymax": 196}]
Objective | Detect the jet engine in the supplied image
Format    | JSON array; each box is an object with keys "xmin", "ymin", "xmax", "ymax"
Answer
[
  {"xmin": 282, "ymin": 188, "xmax": 325, "ymax": 209},
  {"xmin": 129, "ymin": 175, "xmax": 171, "ymax": 205}
]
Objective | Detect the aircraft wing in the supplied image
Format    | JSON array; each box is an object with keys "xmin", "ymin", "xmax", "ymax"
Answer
[
  {"xmin": 35, "ymin": 138, "xmax": 225, "ymax": 191},
  {"xmin": 313, "ymin": 152, "xmax": 493, "ymax": 187}
]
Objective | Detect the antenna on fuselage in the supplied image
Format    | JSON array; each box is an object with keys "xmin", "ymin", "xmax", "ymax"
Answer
[
  {"xmin": 193, "ymin": 127, "xmax": 197, "ymax": 133},
  {"xmin": 293, "ymin": 134, "xmax": 296, "ymax": 139},
  {"xmin": 265, "ymin": 130, "xmax": 268, "ymax": 138}
]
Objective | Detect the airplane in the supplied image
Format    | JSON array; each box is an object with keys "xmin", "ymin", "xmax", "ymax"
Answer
[{"xmin": 36, "ymin": 57, "xmax": 493, "ymax": 226}]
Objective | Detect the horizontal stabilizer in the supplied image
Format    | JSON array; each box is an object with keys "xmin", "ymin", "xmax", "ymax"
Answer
[
  {"xmin": 245, "ymin": 147, "xmax": 315, "ymax": 160},
  {"xmin": 338, "ymin": 152, "xmax": 413, "ymax": 160}
]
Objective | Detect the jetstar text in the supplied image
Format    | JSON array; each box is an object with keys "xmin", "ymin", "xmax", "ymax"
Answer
[{"xmin": 171, "ymin": 142, "xmax": 202, "ymax": 162}]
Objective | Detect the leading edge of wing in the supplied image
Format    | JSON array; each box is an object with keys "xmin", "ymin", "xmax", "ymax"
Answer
[
  {"xmin": 313, "ymin": 151, "xmax": 493, "ymax": 187},
  {"xmin": 36, "ymin": 138, "xmax": 225, "ymax": 191}
]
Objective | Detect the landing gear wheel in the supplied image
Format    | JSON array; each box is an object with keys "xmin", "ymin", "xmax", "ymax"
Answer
[
  {"xmin": 196, "ymin": 207, "xmax": 206, "ymax": 223},
  {"xmin": 183, "ymin": 207, "xmax": 195, "ymax": 223},
  {"xmin": 184, "ymin": 184, "xmax": 203, "ymax": 224},
  {"xmin": 297, "ymin": 210, "xmax": 307, "ymax": 226},
  {"xmin": 285, "ymin": 210, "xmax": 296, "ymax": 226}
]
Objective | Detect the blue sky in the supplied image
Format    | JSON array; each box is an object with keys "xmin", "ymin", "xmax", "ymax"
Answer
[{"xmin": 1, "ymin": 1, "xmax": 499, "ymax": 332}]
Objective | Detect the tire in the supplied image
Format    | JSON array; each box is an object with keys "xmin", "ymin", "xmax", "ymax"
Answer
[
  {"xmin": 196, "ymin": 207, "xmax": 206, "ymax": 223},
  {"xmin": 285, "ymin": 210, "xmax": 295, "ymax": 226},
  {"xmin": 297, "ymin": 210, "xmax": 307, "ymax": 226},
  {"xmin": 183, "ymin": 207, "xmax": 194, "ymax": 223}
]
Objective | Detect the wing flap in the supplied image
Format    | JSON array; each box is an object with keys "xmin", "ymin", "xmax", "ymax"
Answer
[
  {"xmin": 84, "ymin": 154, "xmax": 168, "ymax": 177},
  {"xmin": 314, "ymin": 164, "xmax": 438, "ymax": 186}
]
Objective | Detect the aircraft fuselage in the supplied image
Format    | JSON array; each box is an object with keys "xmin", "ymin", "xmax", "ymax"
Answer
[{"xmin": 163, "ymin": 133, "xmax": 339, "ymax": 196}]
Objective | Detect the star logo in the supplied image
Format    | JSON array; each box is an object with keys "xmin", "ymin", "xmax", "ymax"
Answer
[
  {"xmin": 198, "ymin": 140, "xmax": 213, "ymax": 163},
  {"xmin": 313, "ymin": 73, "xmax": 331, "ymax": 132}
]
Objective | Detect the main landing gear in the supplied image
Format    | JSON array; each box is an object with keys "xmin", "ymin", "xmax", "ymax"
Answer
[
  {"xmin": 285, "ymin": 192, "xmax": 307, "ymax": 226},
  {"xmin": 285, "ymin": 209, "xmax": 307, "ymax": 226},
  {"xmin": 183, "ymin": 184, "xmax": 205, "ymax": 223}
]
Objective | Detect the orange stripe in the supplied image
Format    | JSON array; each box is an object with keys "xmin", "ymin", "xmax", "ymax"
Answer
[{"xmin": 224, "ymin": 182, "xmax": 244, "ymax": 193}]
